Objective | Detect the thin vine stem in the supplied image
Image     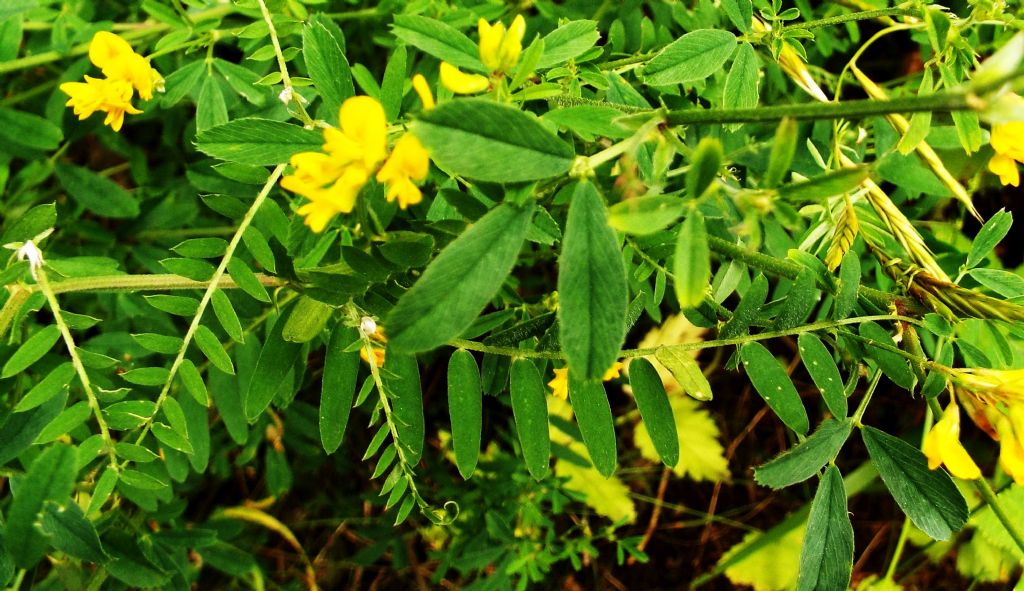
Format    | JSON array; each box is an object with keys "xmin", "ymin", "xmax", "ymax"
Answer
[
  {"xmin": 133, "ymin": 164, "xmax": 285, "ymax": 446},
  {"xmin": 851, "ymin": 369, "xmax": 883, "ymax": 426},
  {"xmin": 32, "ymin": 272, "xmax": 286, "ymax": 295},
  {"xmin": 36, "ymin": 267, "xmax": 119, "ymax": 469},
  {"xmin": 255, "ymin": 0, "xmax": 314, "ymax": 126},
  {"xmin": 779, "ymin": 7, "xmax": 918, "ymax": 31}
]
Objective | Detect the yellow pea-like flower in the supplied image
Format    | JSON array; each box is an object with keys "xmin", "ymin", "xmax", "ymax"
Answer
[
  {"xmin": 547, "ymin": 361, "xmax": 625, "ymax": 400},
  {"xmin": 59, "ymin": 76, "xmax": 142, "ymax": 132},
  {"xmin": 439, "ymin": 62, "xmax": 490, "ymax": 95},
  {"xmin": 995, "ymin": 415, "xmax": 1024, "ymax": 484},
  {"xmin": 376, "ymin": 133, "xmax": 430, "ymax": 210},
  {"xmin": 322, "ymin": 96, "xmax": 389, "ymax": 169},
  {"xmin": 478, "ymin": 16, "xmax": 525, "ymax": 73},
  {"xmin": 923, "ymin": 404, "xmax": 982, "ymax": 480},
  {"xmin": 88, "ymin": 31, "xmax": 163, "ymax": 101},
  {"xmin": 988, "ymin": 121, "xmax": 1024, "ymax": 186},
  {"xmin": 411, "ymin": 74, "xmax": 435, "ymax": 110}
]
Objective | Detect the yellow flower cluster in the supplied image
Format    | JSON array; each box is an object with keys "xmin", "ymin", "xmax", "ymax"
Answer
[
  {"xmin": 281, "ymin": 88, "xmax": 431, "ymax": 232},
  {"xmin": 923, "ymin": 403, "xmax": 982, "ymax": 480},
  {"xmin": 548, "ymin": 362, "xmax": 624, "ymax": 400},
  {"xmin": 59, "ymin": 32, "xmax": 163, "ymax": 132},
  {"xmin": 988, "ymin": 122, "xmax": 1024, "ymax": 186},
  {"xmin": 440, "ymin": 16, "xmax": 525, "ymax": 95}
]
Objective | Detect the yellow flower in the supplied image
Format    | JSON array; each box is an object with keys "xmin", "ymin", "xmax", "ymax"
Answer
[
  {"xmin": 923, "ymin": 404, "xmax": 982, "ymax": 480},
  {"xmin": 322, "ymin": 96, "xmax": 388, "ymax": 169},
  {"xmin": 284, "ymin": 163, "xmax": 369, "ymax": 232},
  {"xmin": 547, "ymin": 361, "xmax": 625, "ymax": 400},
  {"xmin": 988, "ymin": 122, "xmax": 1024, "ymax": 186},
  {"xmin": 360, "ymin": 346, "xmax": 386, "ymax": 367},
  {"xmin": 953, "ymin": 367, "xmax": 1024, "ymax": 404},
  {"xmin": 439, "ymin": 62, "xmax": 490, "ymax": 95},
  {"xmin": 59, "ymin": 76, "xmax": 142, "ymax": 132},
  {"xmin": 995, "ymin": 414, "xmax": 1024, "ymax": 484},
  {"xmin": 478, "ymin": 15, "xmax": 525, "ymax": 72},
  {"xmin": 411, "ymin": 74, "xmax": 435, "ymax": 110},
  {"xmin": 88, "ymin": 31, "xmax": 163, "ymax": 101},
  {"xmin": 376, "ymin": 134, "xmax": 430, "ymax": 209}
]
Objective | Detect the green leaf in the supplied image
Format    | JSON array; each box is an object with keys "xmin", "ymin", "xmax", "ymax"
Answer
[
  {"xmin": 769, "ymin": 268, "xmax": 817, "ymax": 331},
  {"xmin": 798, "ymin": 334, "xmax": 847, "ymax": 418},
  {"xmin": 0, "ymin": 392, "xmax": 67, "ymax": 466},
  {"xmin": 567, "ymin": 373, "xmax": 617, "ymax": 477},
  {"xmin": 629, "ymin": 358, "xmax": 679, "ymax": 467},
  {"xmin": 897, "ymin": 69, "xmax": 934, "ymax": 155},
  {"xmin": 14, "ymin": 362, "xmax": 74, "ymax": 412},
  {"xmin": 0, "ymin": 106, "xmax": 62, "ymax": 152},
  {"xmin": 536, "ymin": 20, "xmax": 600, "ymax": 68},
  {"xmin": 121, "ymin": 367, "xmax": 170, "ymax": 387},
  {"xmin": 40, "ymin": 501, "xmax": 109, "ymax": 564},
  {"xmin": 834, "ymin": 250, "xmax": 860, "ymax": 319},
  {"xmin": 859, "ymin": 322, "xmax": 915, "ymax": 390},
  {"xmin": 244, "ymin": 304, "xmax": 303, "ymax": 420},
  {"xmin": 172, "ymin": 238, "xmax": 228, "ymax": 259},
  {"xmin": 386, "ymin": 202, "xmax": 534, "ymax": 353},
  {"xmin": 412, "ymin": 100, "xmax": 574, "ymax": 183},
  {"xmin": 103, "ymin": 400, "xmax": 156, "ymax": 430},
  {"xmin": 35, "ymin": 401, "xmax": 89, "ymax": 443},
  {"xmin": 687, "ymin": 139, "xmax": 722, "ymax": 199},
  {"xmin": 740, "ymin": 342, "xmax": 809, "ymax": 435},
  {"xmin": 797, "ymin": 466, "xmax": 854, "ymax": 591},
  {"xmin": 2, "ymin": 324, "xmax": 59, "ymax": 378},
  {"xmin": 55, "ymin": 164, "xmax": 139, "ymax": 218},
  {"xmin": 723, "ymin": 43, "xmax": 759, "ymax": 111},
  {"xmin": 211, "ymin": 290, "xmax": 244, "ymax": 343},
  {"xmin": 160, "ymin": 257, "xmax": 215, "ymax": 280},
  {"xmin": 160, "ymin": 60, "xmax": 205, "ymax": 107},
  {"xmin": 213, "ymin": 58, "xmax": 267, "ymax": 106},
  {"xmin": 2, "ymin": 202, "xmax": 56, "ymax": 244},
  {"xmin": 967, "ymin": 209, "xmax": 1012, "ymax": 269},
  {"xmin": 152, "ymin": 422, "xmax": 193, "ymax": 454},
  {"xmin": 382, "ymin": 353, "xmax": 424, "ymax": 465},
  {"xmin": 655, "ymin": 347, "xmax": 712, "ymax": 401},
  {"xmin": 390, "ymin": 15, "xmax": 484, "ymax": 72},
  {"xmin": 721, "ymin": 0, "xmax": 753, "ymax": 32},
  {"xmin": 281, "ymin": 296, "xmax": 333, "ymax": 343},
  {"xmin": 196, "ymin": 75, "xmax": 228, "ymax": 132},
  {"xmin": 320, "ymin": 326, "xmax": 359, "ymax": 454},
  {"xmin": 227, "ymin": 258, "xmax": 271, "ymax": 302},
  {"xmin": 754, "ymin": 419, "xmax": 852, "ymax": 489},
  {"xmin": 178, "ymin": 359, "xmax": 209, "ymax": 406},
  {"xmin": 144, "ymin": 294, "xmax": 198, "ymax": 316},
  {"xmin": 641, "ymin": 29, "xmax": 737, "ymax": 86},
  {"xmin": 380, "ymin": 45, "xmax": 407, "ymax": 121},
  {"xmin": 673, "ymin": 210, "xmax": 711, "ymax": 309},
  {"xmin": 720, "ymin": 274, "xmax": 769, "ymax": 339},
  {"xmin": 242, "ymin": 227, "xmax": 276, "ymax": 273},
  {"xmin": 510, "ymin": 358, "xmax": 550, "ymax": 480},
  {"xmin": 195, "ymin": 118, "xmax": 323, "ymax": 166},
  {"xmin": 607, "ymin": 195, "xmax": 685, "ymax": 235},
  {"xmin": 303, "ymin": 14, "xmax": 354, "ymax": 117},
  {"xmin": 194, "ymin": 325, "xmax": 234, "ymax": 374},
  {"xmin": 7, "ymin": 444, "xmax": 77, "ymax": 568},
  {"xmin": 861, "ymin": 425, "xmax": 968, "ymax": 540},
  {"xmin": 558, "ymin": 182, "xmax": 628, "ymax": 380},
  {"xmin": 778, "ymin": 166, "xmax": 870, "ymax": 202},
  {"xmin": 764, "ymin": 118, "xmax": 798, "ymax": 188},
  {"xmin": 447, "ymin": 349, "xmax": 482, "ymax": 479}
]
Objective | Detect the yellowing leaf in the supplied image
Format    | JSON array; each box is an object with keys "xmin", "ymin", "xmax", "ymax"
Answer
[
  {"xmin": 857, "ymin": 575, "xmax": 905, "ymax": 591},
  {"xmin": 548, "ymin": 397, "xmax": 637, "ymax": 524},
  {"xmin": 634, "ymin": 395, "xmax": 729, "ymax": 482},
  {"xmin": 634, "ymin": 314, "xmax": 707, "ymax": 394},
  {"xmin": 956, "ymin": 532, "xmax": 1019, "ymax": 584},
  {"xmin": 722, "ymin": 525, "xmax": 804, "ymax": 591}
]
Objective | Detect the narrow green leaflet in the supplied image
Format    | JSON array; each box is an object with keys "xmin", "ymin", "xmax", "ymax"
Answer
[
  {"xmin": 196, "ymin": 75, "xmax": 228, "ymax": 132},
  {"xmin": 967, "ymin": 209, "xmax": 1012, "ymax": 269},
  {"xmin": 413, "ymin": 100, "xmax": 574, "ymax": 183},
  {"xmin": 861, "ymin": 426, "xmax": 968, "ymax": 540},
  {"xmin": 629, "ymin": 358, "xmax": 679, "ymax": 467},
  {"xmin": 723, "ymin": 43, "xmax": 760, "ymax": 111},
  {"xmin": 303, "ymin": 14, "xmax": 354, "ymax": 117},
  {"xmin": 7, "ymin": 444, "xmax": 77, "ymax": 568},
  {"xmin": 281, "ymin": 296, "xmax": 333, "ymax": 343},
  {"xmin": 510, "ymin": 358, "xmax": 550, "ymax": 480},
  {"xmin": 764, "ymin": 118, "xmax": 798, "ymax": 188},
  {"xmin": 686, "ymin": 139, "xmax": 722, "ymax": 199},
  {"xmin": 719, "ymin": 274, "xmax": 769, "ymax": 339},
  {"xmin": 568, "ymin": 373, "xmax": 617, "ymax": 477},
  {"xmin": 383, "ymin": 353, "xmax": 425, "ymax": 465},
  {"xmin": 195, "ymin": 118, "xmax": 323, "ymax": 166},
  {"xmin": 740, "ymin": 343, "xmax": 809, "ymax": 435},
  {"xmin": 386, "ymin": 202, "xmax": 534, "ymax": 353},
  {"xmin": 381, "ymin": 45, "xmax": 407, "ymax": 121},
  {"xmin": 2, "ymin": 202, "xmax": 56, "ymax": 244},
  {"xmin": 40, "ymin": 501, "xmax": 109, "ymax": 564},
  {"xmin": 0, "ymin": 392, "xmax": 67, "ymax": 466},
  {"xmin": 655, "ymin": 347, "xmax": 712, "ymax": 401},
  {"xmin": 834, "ymin": 250, "xmax": 860, "ymax": 319},
  {"xmin": 859, "ymin": 322, "xmax": 915, "ymax": 390},
  {"xmin": 320, "ymin": 326, "xmax": 359, "ymax": 454},
  {"xmin": 14, "ymin": 362, "xmax": 74, "ymax": 412},
  {"xmin": 558, "ymin": 182, "xmax": 628, "ymax": 380},
  {"xmin": 673, "ymin": 210, "xmax": 711, "ymax": 309},
  {"xmin": 607, "ymin": 194, "xmax": 684, "ymax": 235},
  {"xmin": 798, "ymin": 334, "xmax": 847, "ymax": 418},
  {"xmin": 211, "ymin": 289, "xmax": 244, "ymax": 343},
  {"xmin": 2, "ymin": 324, "xmax": 59, "ymax": 378},
  {"xmin": 55, "ymin": 164, "xmax": 139, "ymax": 218},
  {"xmin": 778, "ymin": 167, "xmax": 869, "ymax": 203},
  {"xmin": 447, "ymin": 349, "xmax": 482, "ymax": 479},
  {"xmin": 0, "ymin": 106, "xmax": 62, "ymax": 152},
  {"xmin": 244, "ymin": 304, "xmax": 303, "ymax": 420},
  {"xmin": 194, "ymin": 325, "xmax": 234, "ymax": 374},
  {"xmin": 391, "ymin": 15, "xmax": 484, "ymax": 72},
  {"xmin": 754, "ymin": 419, "xmax": 852, "ymax": 489},
  {"xmin": 536, "ymin": 20, "xmax": 600, "ymax": 68},
  {"xmin": 641, "ymin": 29, "xmax": 737, "ymax": 86},
  {"xmin": 721, "ymin": 0, "xmax": 753, "ymax": 33},
  {"xmin": 769, "ymin": 268, "xmax": 817, "ymax": 331},
  {"xmin": 797, "ymin": 466, "xmax": 854, "ymax": 591},
  {"xmin": 178, "ymin": 359, "xmax": 209, "ymax": 406}
]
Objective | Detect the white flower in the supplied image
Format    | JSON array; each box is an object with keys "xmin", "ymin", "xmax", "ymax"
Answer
[
  {"xmin": 360, "ymin": 316, "xmax": 378, "ymax": 336},
  {"xmin": 278, "ymin": 86, "xmax": 293, "ymax": 105},
  {"xmin": 16, "ymin": 240, "xmax": 45, "ymax": 277}
]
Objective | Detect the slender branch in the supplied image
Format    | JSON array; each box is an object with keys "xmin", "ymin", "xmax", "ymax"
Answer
[
  {"xmin": 255, "ymin": 0, "xmax": 313, "ymax": 126},
  {"xmin": 974, "ymin": 478, "xmax": 1024, "ymax": 557},
  {"xmin": 780, "ymin": 7, "xmax": 917, "ymax": 32},
  {"xmin": 134, "ymin": 165, "xmax": 285, "ymax": 445},
  {"xmin": 851, "ymin": 370, "xmax": 883, "ymax": 426},
  {"xmin": 36, "ymin": 268, "xmax": 118, "ymax": 469},
  {"xmin": 31, "ymin": 272, "xmax": 286, "ymax": 295}
]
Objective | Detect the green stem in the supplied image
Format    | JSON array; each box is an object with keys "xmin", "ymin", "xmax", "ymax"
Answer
[
  {"xmin": 851, "ymin": 370, "xmax": 883, "ymax": 426},
  {"xmin": 134, "ymin": 164, "xmax": 285, "ymax": 446},
  {"xmin": 36, "ymin": 267, "xmax": 119, "ymax": 470},
  {"xmin": 0, "ymin": 285, "xmax": 31, "ymax": 342},
  {"xmin": 26, "ymin": 272, "xmax": 286, "ymax": 295},
  {"xmin": 780, "ymin": 7, "xmax": 917, "ymax": 32},
  {"xmin": 974, "ymin": 478, "xmax": 1024, "ymax": 557},
  {"xmin": 548, "ymin": 94, "xmax": 648, "ymax": 114},
  {"xmin": 0, "ymin": 4, "xmax": 235, "ymax": 75},
  {"xmin": 255, "ymin": 0, "xmax": 314, "ymax": 126},
  {"xmin": 450, "ymin": 314, "xmax": 918, "ymax": 360}
]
